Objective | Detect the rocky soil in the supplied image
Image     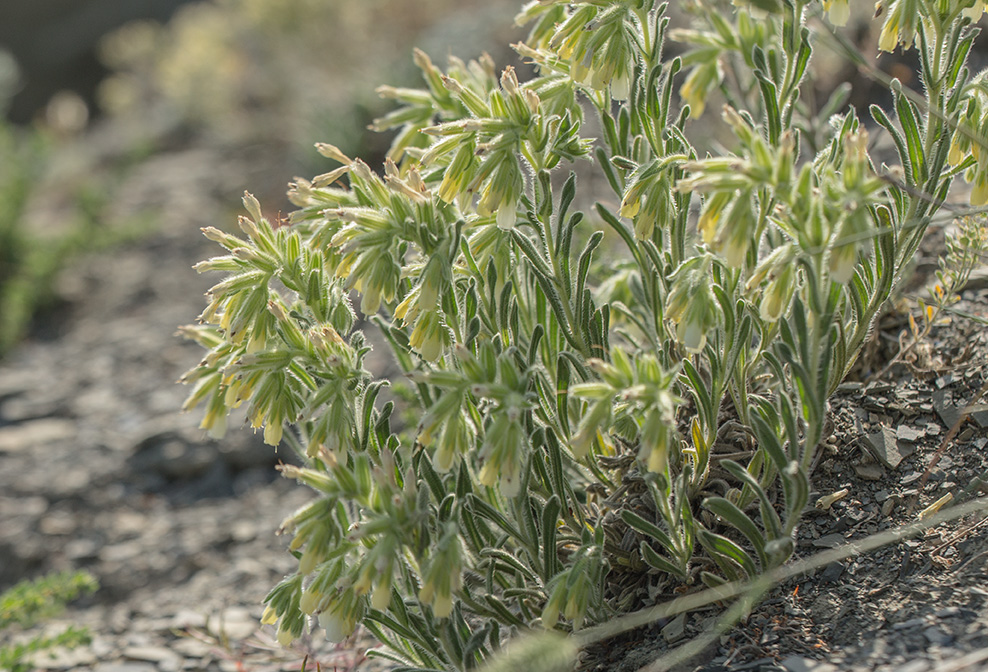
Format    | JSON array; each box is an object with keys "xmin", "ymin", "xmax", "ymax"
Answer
[{"xmin": 2, "ymin": 138, "xmax": 988, "ymax": 672}]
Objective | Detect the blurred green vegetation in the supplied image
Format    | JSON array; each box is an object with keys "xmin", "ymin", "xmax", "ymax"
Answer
[
  {"xmin": 0, "ymin": 55, "xmax": 155, "ymax": 358},
  {"xmin": 0, "ymin": 570, "xmax": 98, "ymax": 672},
  {"xmin": 0, "ymin": 0, "xmax": 518, "ymax": 359},
  {"xmin": 97, "ymin": 0, "xmax": 520, "ymax": 171},
  {"xmin": 0, "ymin": 116, "xmax": 45, "ymax": 355}
]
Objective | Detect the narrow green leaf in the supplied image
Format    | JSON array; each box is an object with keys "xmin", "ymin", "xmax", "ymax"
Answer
[
  {"xmin": 594, "ymin": 146, "xmax": 623, "ymax": 197},
  {"xmin": 870, "ymin": 104, "xmax": 913, "ymax": 184},
  {"xmin": 754, "ymin": 70, "xmax": 781, "ymax": 144},
  {"xmin": 640, "ymin": 541, "xmax": 687, "ymax": 578},
  {"xmin": 893, "ymin": 84, "xmax": 926, "ymax": 183},
  {"xmin": 558, "ymin": 212, "xmax": 583, "ymax": 287},
  {"xmin": 702, "ymin": 496, "xmax": 769, "ymax": 570},
  {"xmin": 620, "ymin": 509, "xmax": 678, "ymax": 558},
  {"xmin": 480, "ymin": 548, "xmax": 539, "ymax": 581},
  {"xmin": 468, "ymin": 494, "xmax": 527, "ymax": 544},
  {"xmin": 575, "ymin": 231, "xmax": 604, "ymax": 319},
  {"xmin": 541, "ymin": 495, "xmax": 562, "ymax": 579},
  {"xmin": 511, "ymin": 231, "xmax": 553, "ymax": 278},
  {"xmin": 696, "ymin": 528, "xmax": 757, "ymax": 578},
  {"xmin": 556, "ymin": 357, "xmax": 572, "ymax": 435}
]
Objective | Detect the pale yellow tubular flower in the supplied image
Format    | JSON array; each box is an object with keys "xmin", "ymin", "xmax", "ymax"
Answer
[
  {"xmin": 432, "ymin": 592, "xmax": 454, "ymax": 619},
  {"xmin": 499, "ymin": 460, "xmax": 522, "ymax": 498},
  {"xmin": 319, "ymin": 608, "xmax": 357, "ymax": 643},
  {"xmin": 948, "ymin": 134, "xmax": 965, "ymax": 166},
  {"xmin": 680, "ymin": 72, "xmax": 706, "ymax": 119},
  {"xmin": 878, "ymin": 22, "xmax": 899, "ymax": 52},
  {"xmin": 758, "ymin": 264, "xmax": 795, "ymax": 322},
  {"xmin": 823, "ymin": 0, "xmax": 850, "ymax": 26},
  {"xmin": 299, "ymin": 587, "xmax": 324, "ymax": 615},
  {"xmin": 828, "ymin": 242, "xmax": 859, "ymax": 283},
  {"xmin": 199, "ymin": 396, "xmax": 228, "ymax": 440},
  {"xmin": 263, "ymin": 419, "xmax": 284, "ymax": 447},
  {"xmin": 676, "ymin": 314, "xmax": 708, "ymax": 353},
  {"xmin": 356, "ymin": 280, "xmax": 382, "ymax": 314},
  {"xmin": 409, "ymin": 310, "xmax": 448, "ymax": 361},
  {"xmin": 276, "ymin": 627, "xmax": 295, "ymax": 647},
  {"xmin": 371, "ymin": 575, "xmax": 392, "ymax": 611},
  {"xmin": 394, "ymin": 287, "xmax": 421, "ymax": 324},
  {"xmin": 620, "ymin": 192, "xmax": 642, "ymax": 218},
  {"xmin": 477, "ymin": 459, "xmax": 499, "ymax": 487},
  {"xmin": 971, "ymin": 171, "xmax": 988, "ymax": 206},
  {"xmin": 610, "ymin": 70, "xmax": 631, "ymax": 101},
  {"xmin": 497, "ymin": 203, "xmax": 518, "ymax": 230}
]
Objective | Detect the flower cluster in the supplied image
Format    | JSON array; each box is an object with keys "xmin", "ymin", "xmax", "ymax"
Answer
[
  {"xmin": 571, "ymin": 348, "xmax": 680, "ymax": 471},
  {"xmin": 517, "ymin": 0, "xmax": 646, "ymax": 99},
  {"xmin": 948, "ymin": 84, "xmax": 988, "ymax": 205}
]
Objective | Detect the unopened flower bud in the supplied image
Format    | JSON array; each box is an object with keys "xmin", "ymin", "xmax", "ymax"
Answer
[
  {"xmin": 315, "ymin": 142, "xmax": 352, "ymax": 164},
  {"xmin": 242, "ymin": 191, "xmax": 263, "ymax": 223}
]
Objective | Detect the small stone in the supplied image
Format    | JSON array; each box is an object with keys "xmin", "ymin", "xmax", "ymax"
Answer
[
  {"xmin": 213, "ymin": 607, "xmax": 257, "ymax": 640},
  {"xmin": 901, "ymin": 472, "xmax": 922, "ymax": 485},
  {"xmin": 128, "ymin": 431, "xmax": 219, "ymax": 480},
  {"xmin": 855, "ymin": 463, "xmax": 885, "ymax": 481},
  {"xmin": 170, "ymin": 609, "xmax": 208, "ymax": 630},
  {"xmin": 923, "ymin": 627, "xmax": 953, "ymax": 646},
  {"xmin": 94, "ymin": 664, "xmax": 157, "ymax": 672},
  {"xmin": 123, "ymin": 645, "xmax": 183, "ymax": 667},
  {"xmin": 893, "ymin": 617, "xmax": 927, "ymax": 630},
  {"xmin": 811, "ymin": 534, "xmax": 846, "ymax": 549},
  {"xmin": 820, "ymin": 561, "xmax": 846, "ymax": 583},
  {"xmin": 39, "ymin": 510, "xmax": 76, "ymax": 535},
  {"xmin": 171, "ymin": 637, "xmax": 213, "ymax": 658},
  {"xmin": 781, "ymin": 655, "xmax": 839, "ymax": 672},
  {"xmin": 230, "ymin": 520, "xmax": 257, "ymax": 542},
  {"xmin": 64, "ymin": 537, "xmax": 100, "ymax": 560},
  {"xmin": 896, "ymin": 425, "xmax": 924, "ymax": 443},
  {"xmin": 661, "ymin": 612, "xmax": 686, "ymax": 644},
  {"xmin": 864, "ymin": 425, "xmax": 912, "ymax": 469},
  {"xmin": 0, "ymin": 419, "xmax": 76, "ymax": 453},
  {"xmin": 933, "ymin": 390, "xmax": 964, "ymax": 429}
]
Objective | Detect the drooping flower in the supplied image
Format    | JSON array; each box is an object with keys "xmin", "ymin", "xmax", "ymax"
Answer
[
  {"xmin": 758, "ymin": 263, "xmax": 797, "ymax": 322},
  {"xmin": 318, "ymin": 605, "xmax": 358, "ymax": 643},
  {"xmin": 823, "ymin": 0, "xmax": 850, "ymax": 26},
  {"xmin": 666, "ymin": 259, "xmax": 722, "ymax": 353},
  {"xmin": 418, "ymin": 526, "xmax": 462, "ymax": 618},
  {"xmin": 680, "ymin": 61, "xmax": 722, "ymax": 119},
  {"xmin": 409, "ymin": 309, "xmax": 452, "ymax": 361},
  {"xmin": 876, "ymin": 0, "xmax": 921, "ymax": 52}
]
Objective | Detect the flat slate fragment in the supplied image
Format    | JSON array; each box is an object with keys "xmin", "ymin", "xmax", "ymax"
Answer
[
  {"xmin": 933, "ymin": 389, "xmax": 988, "ymax": 429},
  {"xmin": 855, "ymin": 462, "xmax": 885, "ymax": 481},
  {"xmin": 864, "ymin": 425, "xmax": 913, "ymax": 469},
  {"xmin": 896, "ymin": 425, "xmax": 924, "ymax": 443}
]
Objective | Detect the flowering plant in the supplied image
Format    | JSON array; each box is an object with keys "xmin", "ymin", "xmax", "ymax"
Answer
[{"xmin": 181, "ymin": 0, "xmax": 988, "ymax": 668}]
